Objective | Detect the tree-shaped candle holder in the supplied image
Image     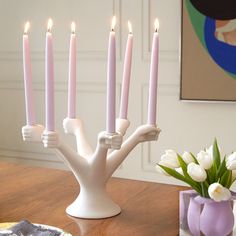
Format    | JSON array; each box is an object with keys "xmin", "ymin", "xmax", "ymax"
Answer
[
  {"xmin": 22, "ymin": 118, "xmax": 160, "ymax": 219},
  {"xmin": 21, "ymin": 16, "xmax": 161, "ymax": 219}
]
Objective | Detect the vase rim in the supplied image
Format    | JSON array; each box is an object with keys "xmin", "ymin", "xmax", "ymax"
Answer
[
  {"xmin": 180, "ymin": 189, "xmax": 236, "ymax": 203},
  {"xmin": 194, "ymin": 195, "xmax": 233, "ymax": 204}
]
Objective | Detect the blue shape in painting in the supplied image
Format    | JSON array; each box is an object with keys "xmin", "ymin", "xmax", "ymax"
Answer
[{"xmin": 204, "ymin": 17, "xmax": 236, "ymax": 75}]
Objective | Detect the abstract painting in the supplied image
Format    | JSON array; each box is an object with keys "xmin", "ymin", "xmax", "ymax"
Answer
[{"xmin": 181, "ymin": 0, "xmax": 236, "ymax": 101}]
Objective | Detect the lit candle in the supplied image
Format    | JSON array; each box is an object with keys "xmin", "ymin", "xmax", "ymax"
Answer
[
  {"xmin": 147, "ymin": 18, "xmax": 159, "ymax": 125},
  {"xmin": 68, "ymin": 22, "xmax": 77, "ymax": 118},
  {"xmin": 23, "ymin": 21, "xmax": 36, "ymax": 125},
  {"xmin": 119, "ymin": 21, "xmax": 133, "ymax": 119},
  {"xmin": 106, "ymin": 16, "xmax": 116, "ymax": 133},
  {"xmin": 45, "ymin": 18, "xmax": 55, "ymax": 131}
]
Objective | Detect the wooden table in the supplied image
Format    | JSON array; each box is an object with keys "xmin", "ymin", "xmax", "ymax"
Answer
[{"xmin": 0, "ymin": 162, "xmax": 186, "ymax": 236}]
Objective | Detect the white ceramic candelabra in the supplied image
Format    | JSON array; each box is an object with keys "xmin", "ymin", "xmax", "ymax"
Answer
[{"xmin": 22, "ymin": 118, "xmax": 160, "ymax": 219}]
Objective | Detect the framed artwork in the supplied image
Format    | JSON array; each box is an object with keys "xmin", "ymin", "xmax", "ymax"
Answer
[{"xmin": 181, "ymin": 0, "xmax": 236, "ymax": 101}]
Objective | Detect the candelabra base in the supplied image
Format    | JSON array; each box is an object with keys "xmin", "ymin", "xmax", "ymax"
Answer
[{"xmin": 66, "ymin": 187, "xmax": 121, "ymax": 219}]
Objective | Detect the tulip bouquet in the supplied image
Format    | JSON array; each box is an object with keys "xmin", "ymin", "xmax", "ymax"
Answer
[{"xmin": 156, "ymin": 139, "xmax": 236, "ymax": 202}]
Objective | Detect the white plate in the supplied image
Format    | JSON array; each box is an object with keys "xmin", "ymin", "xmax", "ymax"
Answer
[{"xmin": 0, "ymin": 222, "xmax": 72, "ymax": 236}]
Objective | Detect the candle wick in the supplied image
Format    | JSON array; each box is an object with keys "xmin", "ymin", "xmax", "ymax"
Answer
[
  {"xmin": 111, "ymin": 28, "xmax": 115, "ymax": 32},
  {"xmin": 155, "ymin": 29, "xmax": 158, "ymax": 33}
]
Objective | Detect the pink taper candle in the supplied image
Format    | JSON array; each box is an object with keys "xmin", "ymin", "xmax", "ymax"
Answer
[
  {"xmin": 45, "ymin": 19, "xmax": 55, "ymax": 131},
  {"xmin": 147, "ymin": 18, "xmax": 159, "ymax": 125},
  {"xmin": 106, "ymin": 16, "xmax": 116, "ymax": 133},
  {"xmin": 68, "ymin": 22, "xmax": 77, "ymax": 118},
  {"xmin": 23, "ymin": 22, "xmax": 36, "ymax": 125},
  {"xmin": 119, "ymin": 21, "xmax": 133, "ymax": 119}
]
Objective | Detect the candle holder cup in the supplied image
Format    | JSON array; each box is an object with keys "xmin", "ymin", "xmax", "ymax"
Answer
[{"xmin": 22, "ymin": 118, "xmax": 160, "ymax": 219}]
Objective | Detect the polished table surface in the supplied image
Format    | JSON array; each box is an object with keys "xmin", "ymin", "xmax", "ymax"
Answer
[{"xmin": 0, "ymin": 162, "xmax": 186, "ymax": 236}]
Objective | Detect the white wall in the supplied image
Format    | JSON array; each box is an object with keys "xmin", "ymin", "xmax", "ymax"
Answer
[{"xmin": 1, "ymin": 0, "xmax": 236, "ymax": 185}]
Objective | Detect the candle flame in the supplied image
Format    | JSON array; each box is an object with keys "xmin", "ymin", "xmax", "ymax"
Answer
[
  {"xmin": 24, "ymin": 21, "xmax": 30, "ymax": 34},
  {"xmin": 71, "ymin": 22, "xmax": 76, "ymax": 34},
  {"xmin": 111, "ymin": 16, "xmax": 116, "ymax": 31},
  {"xmin": 128, "ymin": 21, "xmax": 132, "ymax": 34},
  {"xmin": 154, "ymin": 18, "xmax": 159, "ymax": 32},
  {"xmin": 47, "ymin": 18, "xmax": 53, "ymax": 32}
]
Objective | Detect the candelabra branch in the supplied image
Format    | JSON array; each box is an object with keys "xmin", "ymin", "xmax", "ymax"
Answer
[
  {"xmin": 107, "ymin": 118, "xmax": 130, "ymax": 156},
  {"xmin": 42, "ymin": 130, "xmax": 87, "ymax": 167},
  {"xmin": 22, "ymin": 124, "xmax": 88, "ymax": 180},
  {"xmin": 106, "ymin": 124, "xmax": 161, "ymax": 179},
  {"xmin": 54, "ymin": 142, "xmax": 88, "ymax": 181},
  {"xmin": 116, "ymin": 118, "xmax": 130, "ymax": 136},
  {"xmin": 63, "ymin": 118, "xmax": 93, "ymax": 158},
  {"xmin": 91, "ymin": 131, "xmax": 122, "ymax": 168}
]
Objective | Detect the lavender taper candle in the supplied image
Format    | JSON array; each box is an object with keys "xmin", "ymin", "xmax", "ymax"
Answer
[
  {"xmin": 147, "ymin": 18, "xmax": 159, "ymax": 125},
  {"xmin": 119, "ymin": 21, "xmax": 133, "ymax": 119},
  {"xmin": 68, "ymin": 22, "xmax": 77, "ymax": 119},
  {"xmin": 23, "ymin": 22, "xmax": 36, "ymax": 125},
  {"xmin": 106, "ymin": 16, "xmax": 116, "ymax": 133},
  {"xmin": 45, "ymin": 18, "xmax": 55, "ymax": 131}
]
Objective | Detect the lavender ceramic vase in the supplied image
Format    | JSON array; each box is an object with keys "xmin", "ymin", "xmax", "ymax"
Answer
[{"xmin": 180, "ymin": 190, "xmax": 235, "ymax": 236}]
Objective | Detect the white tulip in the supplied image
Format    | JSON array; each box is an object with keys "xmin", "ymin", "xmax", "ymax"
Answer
[
  {"xmin": 206, "ymin": 145, "xmax": 213, "ymax": 157},
  {"xmin": 187, "ymin": 163, "xmax": 207, "ymax": 182},
  {"xmin": 226, "ymin": 152, "xmax": 236, "ymax": 170},
  {"xmin": 206, "ymin": 144, "xmax": 221, "ymax": 157},
  {"xmin": 160, "ymin": 150, "xmax": 179, "ymax": 168},
  {"xmin": 175, "ymin": 167, "xmax": 184, "ymax": 175},
  {"xmin": 155, "ymin": 164, "xmax": 169, "ymax": 176},
  {"xmin": 197, "ymin": 150, "xmax": 213, "ymax": 170},
  {"xmin": 208, "ymin": 183, "xmax": 231, "ymax": 202},
  {"xmin": 182, "ymin": 151, "xmax": 194, "ymax": 164},
  {"xmin": 226, "ymin": 160, "xmax": 236, "ymax": 170},
  {"xmin": 232, "ymin": 170, "xmax": 236, "ymax": 180}
]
